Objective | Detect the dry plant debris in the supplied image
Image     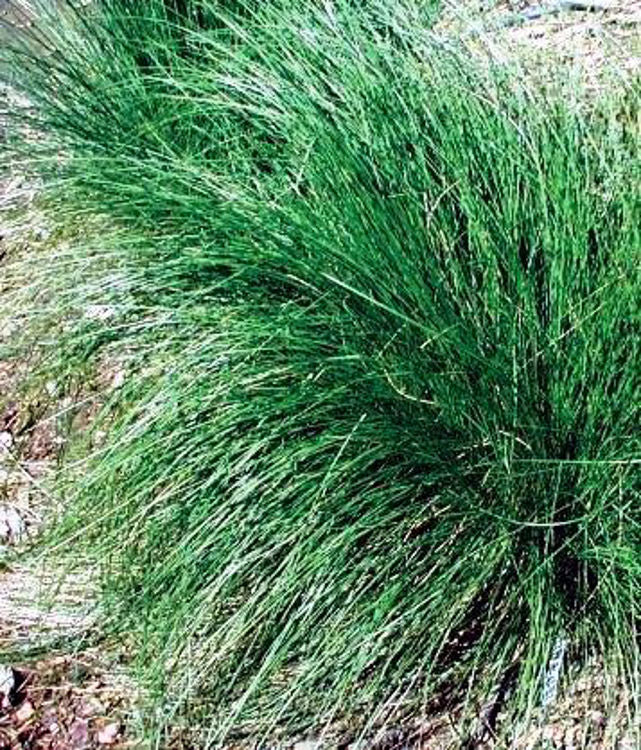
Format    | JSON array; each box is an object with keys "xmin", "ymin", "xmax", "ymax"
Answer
[
  {"xmin": 437, "ymin": 0, "xmax": 641, "ymax": 92},
  {"xmin": 1, "ymin": 158, "xmax": 136, "ymax": 750},
  {"xmin": 0, "ymin": 653, "xmax": 131, "ymax": 750}
]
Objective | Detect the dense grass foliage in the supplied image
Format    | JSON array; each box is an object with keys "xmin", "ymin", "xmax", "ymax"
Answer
[{"xmin": 2, "ymin": 0, "xmax": 639, "ymax": 745}]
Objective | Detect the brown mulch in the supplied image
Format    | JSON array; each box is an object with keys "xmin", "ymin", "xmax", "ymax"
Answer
[{"xmin": 0, "ymin": 654, "xmax": 133, "ymax": 750}]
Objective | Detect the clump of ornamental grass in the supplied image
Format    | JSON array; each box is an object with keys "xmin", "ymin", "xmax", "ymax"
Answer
[{"xmin": 1, "ymin": 0, "xmax": 639, "ymax": 746}]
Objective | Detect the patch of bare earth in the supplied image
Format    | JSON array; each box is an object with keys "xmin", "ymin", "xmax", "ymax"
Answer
[
  {"xmin": 1, "ymin": 166, "xmax": 138, "ymax": 749},
  {"xmin": 0, "ymin": 653, "xmax": 134, "ymax": 750},
  {"xmin": 437, "ymin": 1, "xmax": 640, "ymax": 93}
]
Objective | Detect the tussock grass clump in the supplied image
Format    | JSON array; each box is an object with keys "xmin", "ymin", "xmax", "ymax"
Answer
[{"xmin": 2, "ymin": 0, "xmax": 639, "ymax": 745}]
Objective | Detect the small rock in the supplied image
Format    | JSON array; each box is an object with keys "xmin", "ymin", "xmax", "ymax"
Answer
[
  {"xmin": 97, "ymin": 722, "xmax": 120, "ymax": 745},
  {"xmin": 0, "ymin": 505, "xmax": 26, "ymax": 544},
  {"xmin": 69, "ymin": 718, "xmax": 89, "ymax": 748},
  {"xmin": 0, "ymin": 665, "xmax": 14, "ymax": 707},
  {"xmin": 0, "ymin": 431, "xmax": 12, "ymax": 451},
  {"xmin": 111, "ymin": 369, "xmax": 126, "ymax": 389},
  {"xmin": 14, "ymin": 700, "xmax": 35, "ymax": 724},
  {"xmin": 78, "ymin": 696, "xmax": 105, "ymax": 718},
  {"xmin": 293, "ymin": 742, "xmax": 322, "ymax": 750}
]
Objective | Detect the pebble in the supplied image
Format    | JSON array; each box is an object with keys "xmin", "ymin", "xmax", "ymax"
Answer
[
  {"xmin": 15, "ymin": 700, "xmax": 35, "ymax": 723},
  {"xmin": 69, "ymin": 718, "xmax": 90, "ymax": 747},
  {"xmin": 78, "ymin": 696, "xmax": 106, "ymax": 718},
  {"xmin": 293, "ymin": 742, "xmax": 322, "ymax": 750},
  {"xmin": 111, "ymin": 369, "xmax": 125, "ymax": 389},
  {"xmin": 0, "ymin": 664, "xmax": 14, "ymax": 705},
  {"xmin": 0, "ymin": 505, "xmax": 26, "ymax": 544},
  {"xmin": 97, "ymin": 722, "xmax": 120, "ymax": 745}
]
